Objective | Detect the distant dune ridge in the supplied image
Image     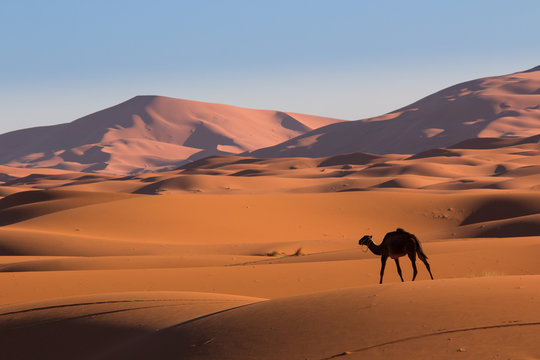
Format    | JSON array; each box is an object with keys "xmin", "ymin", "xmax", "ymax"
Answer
[
  {"xmin": 1, "ymin": 66, "xmax": 540, "ymax": 175},
  {"xmin": 3, "ymin": 130, "xmax": 540, "ymax": 195},
  {"xmin": 0, "ymin": 96, "xmax": 342, "ymax": 174},
  {"xmin": 251, "ymin": 65, "xmax": 540, "ymax": 157}
]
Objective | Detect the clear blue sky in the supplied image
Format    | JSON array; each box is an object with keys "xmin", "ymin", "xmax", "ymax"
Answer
[{"xmin": 1, "ymin": 0, "xmax": 539, "ymax": 134}]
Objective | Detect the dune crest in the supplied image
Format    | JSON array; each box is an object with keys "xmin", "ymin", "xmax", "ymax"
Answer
[{"xmin": 251, "ymin": 65, "xmax": 540, "ymax": 157}]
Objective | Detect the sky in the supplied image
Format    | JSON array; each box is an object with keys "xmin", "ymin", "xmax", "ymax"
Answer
[{"xmin": 1, "ymin": 0, "xmax": 540, "ymax": 134}]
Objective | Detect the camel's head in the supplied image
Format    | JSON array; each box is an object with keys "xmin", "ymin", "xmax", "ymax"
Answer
[{"xmin": 358, "ymin": 235, "xmax": 372, "ymax": 246}]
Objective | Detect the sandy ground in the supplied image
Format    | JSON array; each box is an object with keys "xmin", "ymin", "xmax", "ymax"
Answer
[{"xmin": 1, "ymin": 150, "xmax": 540, "ymax": 358}]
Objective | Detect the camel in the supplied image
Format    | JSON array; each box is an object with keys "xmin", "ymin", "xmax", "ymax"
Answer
[{"xmin": 358, "ymin": 228, "xmax": 434, "ymax": 284}]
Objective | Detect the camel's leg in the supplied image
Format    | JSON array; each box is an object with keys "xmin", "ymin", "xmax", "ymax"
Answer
[
  {"xmin": 379, "ymin": 256, "xmax": 388, "ymax": 284},
  {"xmin": 421, "ymin": 258, "xmax": 434, "ymax": 280},
  {"xmin": 408, "ymin": 252, "xmax": 418, "ymax": 281},
  {"xmin": 394, "ymin": 258, "xmax": 404, "ymax": 282}
]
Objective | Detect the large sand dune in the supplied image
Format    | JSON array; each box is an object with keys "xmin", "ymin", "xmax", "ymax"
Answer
[
  {"xmin": 2, "ymin": 66, "xmax": 539, "ymax": 177},
  {"xmin": 0, "ymin": 96, "xmax": 342, "ymax": 174},
  {"xmin": 0, "ymin": 291, "xmax": 264, "ymax": 359},
  {"xmin": 251, "ymin": 65, "xmax": 540, "ymax": 157},
  {"xmin": 1, "ymin": 278, "xmax": 539, "ymax": 359},
  {"xmin": 109, "ymin": 276, "xmax": 540, "ymax": 360}
]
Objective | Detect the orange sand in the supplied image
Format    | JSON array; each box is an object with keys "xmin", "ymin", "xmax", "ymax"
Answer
[{"xmin": 1, "ymin": 156, "xmax": 540, "ymax": 358}]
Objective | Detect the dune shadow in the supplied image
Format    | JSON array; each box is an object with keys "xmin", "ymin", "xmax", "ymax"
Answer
[
  {"xmin": 318, "ymin": 152, "xmax": 380, "ymax": 167},
  {"xmin": 230, "ymin": 169, "xmax": 266, "ymax": 177},
  {"xmin": 277, "ymin": 112, "xmax": 311, "ymax": 132},
  {"xmin": 406, "ymin": 148, "xmax": 461, "ymax": 160},
  {"xmin": 471, "ymin": 219, "xmax": 540, "ymax": 238},
  {"xmin": 0, "ymin": 190, "xmax": 126, "ymax": 227},
  {"xmin": 0, "ymin": 308, "xmax": 152, "ymax": 359},
  {"xmin": 460, "ymin": 198, "xmax": 540, "ymax": 226}
]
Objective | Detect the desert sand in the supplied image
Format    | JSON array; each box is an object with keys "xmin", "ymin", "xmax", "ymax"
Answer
[
  {"xmin": 2, "ymin": 144, "xmax": 540, "ymax": 358},
  {"xmin": 1, "ymin": 66, "xmax": 540, "ymax": 359},
  {"xmin": 251, "ymin": 65, "xmax": 540, "ymax": 157},
  {"xmin": 0, "ymin": 96, "xmax": 342, "ymax": 175}
]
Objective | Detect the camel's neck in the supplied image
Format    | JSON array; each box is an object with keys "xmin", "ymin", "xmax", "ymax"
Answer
[{"xmin": 365, "ymin": 240, "xmax": 383, "ymax": 256}]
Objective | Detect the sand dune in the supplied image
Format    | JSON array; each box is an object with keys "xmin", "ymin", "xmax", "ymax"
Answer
[
  {"xmin": 2, "ymin": 234, "xmax": 540, "ymax": 303},
  {"xmin": 251, "ymin": 65, "xmax": 540, "ymax": 157},
  {"xmin": 1, "ymin": 167, "xmax": 540, "ymax": 359},
  {"xmin": 0, "ymin": 96, "xmax": 342, "ymax": 174},
  {"xmin": 0, "ymin": 291, "xmax": 263, "ymax": 360},
  {"xmin": 1, "ymin": 277, "xmax": 538, "ymax": 359},
  {"xmin": 113, "ymin": 276, "xmax": 540, "ymax": 360},
  {"xmin": 4, "ymin": 133, "xmax": 539, "ymax": 194},
  {"xmin": 8, "ymin": 188, "xmax": 540, "ymax": 251},
  {"xmin": 1, "ymin": 66, "xmax": 539, "ymax": 177},
  {"xmin": 1, "ymin": 186, "xmax": 540, "ymax": 302}
]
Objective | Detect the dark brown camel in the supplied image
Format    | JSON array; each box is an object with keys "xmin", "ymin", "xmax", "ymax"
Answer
[{"xmin": 358, "ymin": 228, "xmax": 434, "ymax": 284}]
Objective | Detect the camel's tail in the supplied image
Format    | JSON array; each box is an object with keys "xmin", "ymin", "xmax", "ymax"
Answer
[{"xmin": 412, "ymin": 234, "xmax": 428, "ymax": 261}]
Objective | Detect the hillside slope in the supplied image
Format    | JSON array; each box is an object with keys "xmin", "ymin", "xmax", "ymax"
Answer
[
  {"xmin": 251, "ymin": 65, "xmax": 540, "ymax": 157},
  {"xmin": 0, "ymin": 96, "xmax": 342, "ymax": 174}
]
